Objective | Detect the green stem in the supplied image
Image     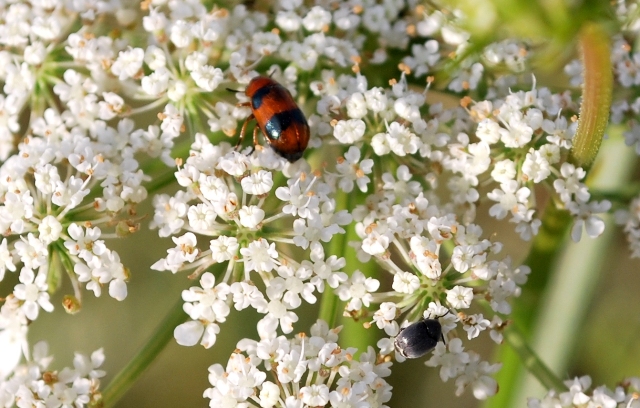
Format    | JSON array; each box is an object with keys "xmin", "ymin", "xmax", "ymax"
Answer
[
  {"xmin": 570, "ymin": 22, "xmax": 613, "ymax": 170},
  {"xmin": 145, "ymin": 169, "xmax": 181, "ymax": 195},
  {"xmin": 485, "ymin": 186, "xmax": 572, "ymax": 408},
  {"xmin": 318, "ymin": 193, "xmax": 348, "ymax": 327},
  {"xmin": 502, "ymin": 325, "xmax": 566, "ymax": 392},
  {"xmin": 336, "ymin": 190, "xmax": 378, "ymax": 356},
  {"xmin": 101, "ymin": 296, "xmax": 188, "ymax": 407}
]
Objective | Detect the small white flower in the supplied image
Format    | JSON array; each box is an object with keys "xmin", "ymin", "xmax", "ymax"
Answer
[
  {"xmin": 241, "ymin": 170, "xmax": 274, "ymax": 196},
  {"xmin": 371, "ymin": 132, "xmax": 391, "ymax": 155},
  {"xmin": 300, "ymin": 384, "xmax": 329, "ymax": 406},
  {"xmin": 345, "ymin": 93, "xmax": 367, "ymax": 119},
  {"xmin": 13, "ymin": 268, "xmax": 54, "ymax": 321},
  {"xmin": 361, "ymin": 230, "xmax": 390, "ymax": 256},
  {"xmin": 446, "ymin": 286, "xmax": 474, "ymax": 309},
  {"xmin": 392, "ymin": 271, "xmax": 420, "ymax": 294},
  {"xmin": 170, "ymin": 20, "xmax": 193, "ymax": 48},
  {"xmin": 160, "ymin": 104, "xmax": 183, "ymax": 137},
  {"xmin": 567, "ymin": 200, "xmax": 611, "ymax": 242},
  {"xmin": 241, "ymin": 239, "xmax": 279, "ymax": 273},
  {"xmin": 238, "ymin": 206, "xmax": 265, "ymax": 229},
  {"xmin": 335, "ymin": 146, "xmax": 374, "ymax": 193},
  {"xmin": 307, "ymin": 255, "xmax": 347, "ymax": 291},
  {"xmin": 461, "ymin": 314, "xmax": 491, "ymax": 340},
  {"xmin": 553, "ymin": 162, "xmax": 590, "ymax": 204},
  {"xmin": 276, "ymin": 11, "xmax": 302, "ymax": 32},
  {"xmin": 454, "ymin": 353, "xmax": 501, "ymax": 399},
  {"xmin": 372, "ymin": 302, "xmax": 400, "ymax": 336},
  {"xmin": 191, "ymin": 65, "xmax": 224, "ymax": 92},
  {"xmin": 252, "ymin": 32, "xmax": 282, "ymax": 56},
  {"xmin": 210, "ymin": 236, "xmax": 239, "ymax": 263},
  {"xmin": 410, "ymin": 235, "xmax": 442, "ymax": 280},
  {"xmin": 262, "ymin": 299, "xmax": 299, "ymax": 334},
  {"xmin": 141, "ymin": 68, "xmax": 170, "ymax": 96},
  {"xmin": 98, "ymin": 92, "xmax": 125, "ymax": 120},
  {"xmin": 501, "ymin": 117, "xmax": 533, "ymax": 148},
  {"xmin": 522, "ymin": 149, "xmax": 551, "ymax": 183},
  {"xmin": 152, "ymin": 232, "xmax": 199, "ymax": 273},
  {"xmin": 386, "ymin": 122, "xmax": 421, "ymax": 156},
  {"xmin": 487, "ymin": 181, "xmax": 531, "ymax": 220},
  {"xmin": 38, "ymin": 215, "xmax": 62, "ymax": 244},
  {"xmin": 14, "ymin": 234, "xmax": 48, "ymax": 270},
  {"xmin": 110, "ymin": 47, "xmax": 144, "ymax": 80},
  {"xmin": 491, "ymin": 159, "xmax": 516, "ymax": 183},
  {"xmin": 476, "ymin": 119, "xmax": 502, "ymax": 144},
  {"xmin": 336, "ymin": 270, "xmax": 380, "ymax": 311},
  {"xmin": 302, "ymin": 6, "xmax": 331, "ymax": 31},
  {"xmin": 333, "ymin": 119, "xmax": 366, "ymax": 144},
  {"xmin": 64, "ymin": 224, "xmax": 105, "ymax": 263},
  {"xmin": 259, "ymin": 381, "xmax": 281, "ymax": 407},
  {"xmin": 425, "ymin": 338, "xmax": 470, "ymax": 381}
]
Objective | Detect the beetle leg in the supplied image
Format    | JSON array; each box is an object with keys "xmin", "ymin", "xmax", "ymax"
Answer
[
  {"xmin": 253, "ymin": 124, "xmax": 263, "ymax": 151},
  {"xmin": 235, "ymin": 113, "xmax": 255, "ymax": 151}
]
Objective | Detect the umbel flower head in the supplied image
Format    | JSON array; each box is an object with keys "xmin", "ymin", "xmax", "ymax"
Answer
[
  {"xmin": 0, "ymin": 341, "xmax": 105, "ymax": 407},
  {"xmin": 203, "ymin": 320, "xmax": 393, "ymax": 408}
]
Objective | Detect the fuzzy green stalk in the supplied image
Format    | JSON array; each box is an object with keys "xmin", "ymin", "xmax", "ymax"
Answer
[{"xmin": 570, "ymin": 22, "xmax": 613, "ymax": 169}]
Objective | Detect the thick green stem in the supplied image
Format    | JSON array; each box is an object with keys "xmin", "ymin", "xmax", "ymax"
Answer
[
  {"xmin": 570, "ymin": 22, "xmax": 613, "ymax": 169},
  {"xmin": 485, "ymin": 201, "xmax": 571, "ymax": 408},
  {"xmin": 101, "ymin": 296, "xmax": 188, "ymax": 407},
  {"xmin": 502, "ymin": 325, "xmax": 566, "ymax": 392},
  {"xmin": 336, "ymin": 190, "xmax": 377, "ymax": 356}
]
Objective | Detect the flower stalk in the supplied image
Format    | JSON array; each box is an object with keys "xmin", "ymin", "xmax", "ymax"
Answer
[
  {"xmin": 101, "ymin": 295, "xmax": 189, "ymax": 408},
  {"xmin": 570, "ymin": 22, "xmax": 613, "ymax": 169}
]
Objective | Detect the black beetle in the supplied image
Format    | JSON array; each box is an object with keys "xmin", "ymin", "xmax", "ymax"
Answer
[{"xmin": 394, "ymin": 315, "xmax": 447, "ymax": 359}]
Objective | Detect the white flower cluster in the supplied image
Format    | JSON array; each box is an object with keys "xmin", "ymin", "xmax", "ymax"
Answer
[
  {"xmin": 137, "ymin": 2, "xmax": 580, "ymax": 401},
  {"xmin": 598, "ymin": 11, "xmax": 640, "ymax": 255},
  {"xmin": 0, "ymin": 340, "xmax": 105, "ymax": 408},
  {"xmin": 528, "ymin": 376, "xmax": 640, "ymax": 408},
  {"xmin": 204, "ymin": 320, "xmax": 392, "ymax": 408},
  {"xmin": 151, "ymin": 135, "xmax": 351, "ymax": 348},
  {"xmin": 1, "ymin": 0, "xmax": 639, "ymax": 405},
  {"xmin": 472, "ymin": 84, "xmax": 610, "ymax": 242},
  {"xmin": 0, "ymin": 100, "xmax": 153, "ymax": 313}
]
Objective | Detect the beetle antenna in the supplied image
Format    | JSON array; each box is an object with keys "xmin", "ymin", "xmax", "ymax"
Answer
[
  {"xmin": 435, "ymin": 309, "xmax": 452, "ymax": 319},
  {"xmin": 226, "ymin": 87, "xmax": 240, "ymax": 93}
]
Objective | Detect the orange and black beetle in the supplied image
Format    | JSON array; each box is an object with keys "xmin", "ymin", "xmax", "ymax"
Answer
[{"xmin": 234, "ymin": 76, "xmax": 310, "ymax": 162}]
